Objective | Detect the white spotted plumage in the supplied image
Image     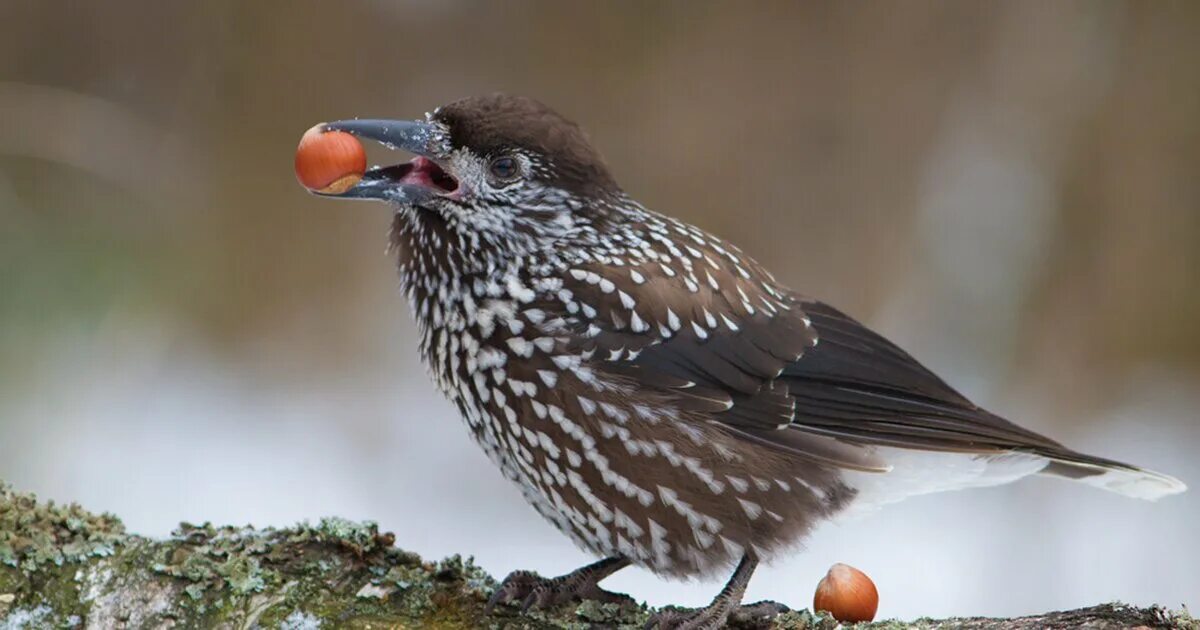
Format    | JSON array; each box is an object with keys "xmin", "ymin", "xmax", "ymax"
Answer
[{"xmin": 390, "ymin": 182, "xmax": 837, "ymax": 577}]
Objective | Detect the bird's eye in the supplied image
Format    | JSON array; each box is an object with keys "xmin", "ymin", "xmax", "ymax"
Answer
[{"xmin": 489, "ymin": 156, "xmax": 520, "ymax": 181}]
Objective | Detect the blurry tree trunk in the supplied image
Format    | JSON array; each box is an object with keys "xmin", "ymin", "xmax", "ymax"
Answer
[{"xmin": 0, "ymin": 484, "xmax": 1190, "ymax": 629}]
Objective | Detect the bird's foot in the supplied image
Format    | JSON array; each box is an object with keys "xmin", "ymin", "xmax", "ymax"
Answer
[
  {"xmin": 485, "ymin": 556, "xmax": 634, "ymax": 614},
  {"xmin": 644, "ymin": 600, "xmax": 789, "ymax": 630}
]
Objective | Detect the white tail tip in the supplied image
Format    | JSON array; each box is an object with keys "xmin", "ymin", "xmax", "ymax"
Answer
[{"xmin": 1050, "ymin": 460, "xmax": 1188, "ymax": 501}]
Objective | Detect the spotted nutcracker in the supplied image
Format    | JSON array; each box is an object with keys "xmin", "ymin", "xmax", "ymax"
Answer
[{"xmin": 306, "ymin": 94, "xmax": 1185, "ymax": 629}]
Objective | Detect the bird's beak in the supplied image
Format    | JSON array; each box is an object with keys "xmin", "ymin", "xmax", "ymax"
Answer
[{"xmin": 315, "ymin": 119, "xmax": 459, "ymax": 203}]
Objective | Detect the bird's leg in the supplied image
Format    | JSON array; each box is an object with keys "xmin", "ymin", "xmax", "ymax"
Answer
[
  {"xmin": 486, "ymin": 555, "xmax": 634, "ymax": 614},
  {"xmin": 645, "ymin": 552, "xmax": 788, "ymax": 630}
]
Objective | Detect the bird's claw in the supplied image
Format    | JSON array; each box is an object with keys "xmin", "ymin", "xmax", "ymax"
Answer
[
  {"xmin": 485, "ymin": 568, "xmax": 634, "ymax": 615},
  {"xmin": 644, "ymin": 600, "xmax": 789, "ymax": 630}
]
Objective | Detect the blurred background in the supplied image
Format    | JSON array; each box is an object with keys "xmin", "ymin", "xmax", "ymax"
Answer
[{"xmin": 2, "ymin": 0, "xmax": 1197, "ymax": 621}]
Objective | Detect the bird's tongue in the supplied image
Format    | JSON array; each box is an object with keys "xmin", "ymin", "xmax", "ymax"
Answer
[{"xmin": 392, "ymin": 156, "xmax": 439, "ymax": 188}]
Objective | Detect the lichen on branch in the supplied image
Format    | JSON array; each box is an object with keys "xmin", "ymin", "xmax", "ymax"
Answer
[{"xmin": 0, "ymin": 483, "xmax": 1193, "ymax": 629}]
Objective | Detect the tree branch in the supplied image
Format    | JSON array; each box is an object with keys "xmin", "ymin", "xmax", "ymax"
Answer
[{"xmin": 0, "ymin": 483, "xmax": 1192, "ymax": 629}]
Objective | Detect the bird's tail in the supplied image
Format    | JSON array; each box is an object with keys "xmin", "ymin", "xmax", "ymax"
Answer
[{"xmin": 1039, "ymin": 453, "xmax": 1187, "ymax": 501}]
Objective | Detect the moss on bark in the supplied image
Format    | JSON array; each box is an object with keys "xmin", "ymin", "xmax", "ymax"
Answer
[{"xmin": 0, "ymin": 483, "xmax": 1193, "ymax": 629}]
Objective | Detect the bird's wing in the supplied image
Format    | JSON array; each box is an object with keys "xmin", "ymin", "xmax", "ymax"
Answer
[
  {"xmin": 553, "ymin": 255, "xmax": 1084, "ymax": 472},
  {"xmin": 551, "ymin": 253, "xmax": 874, "ymax": 471}
]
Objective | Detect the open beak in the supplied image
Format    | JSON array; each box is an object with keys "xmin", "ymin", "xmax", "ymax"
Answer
[{"xmin": 315, "ymin": 119, "xmax": 459, "ymax": 203}]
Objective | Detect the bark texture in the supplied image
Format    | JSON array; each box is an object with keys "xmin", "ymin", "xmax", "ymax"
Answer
[{"xmin": 0, "ymin": 483, "xmax": 1193, "ymax": 629}]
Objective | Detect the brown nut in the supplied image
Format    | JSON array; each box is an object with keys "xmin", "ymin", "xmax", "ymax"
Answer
[
  {"xmin": 295, "ymin": 124, "xmax": 366, "ymax": 194},
  {"xmin": 813, "ymin": 562, "xmax": 878, "ymax": 623}
]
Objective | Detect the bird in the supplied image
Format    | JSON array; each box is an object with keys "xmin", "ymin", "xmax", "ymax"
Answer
[{"xmin": 306, "ymin": 94, "xmax": 1186, "ymax": 629}]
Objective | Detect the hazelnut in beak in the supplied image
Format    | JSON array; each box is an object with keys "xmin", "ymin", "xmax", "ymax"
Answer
[{"xmin": 294, "ymin": 124, "xmax": 366, "ymax": 194}]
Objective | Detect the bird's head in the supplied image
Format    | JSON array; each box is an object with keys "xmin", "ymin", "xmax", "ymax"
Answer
[{"xmin": 317, "ymin": 94, "xmax": 623, "ymax": 257}]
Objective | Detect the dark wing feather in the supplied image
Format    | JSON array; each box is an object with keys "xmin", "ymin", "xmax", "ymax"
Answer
[{"xmin": 784, "ymin": 299, "xmax": 1068, "ymax": 454}]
